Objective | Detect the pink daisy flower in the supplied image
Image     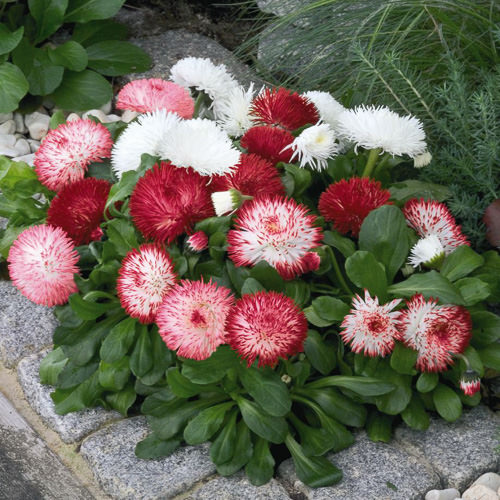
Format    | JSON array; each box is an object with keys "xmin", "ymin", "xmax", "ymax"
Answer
[
  {"xmin": 186, "ymin": 231, "xmax": 209, "ymax": 252},
  {"xmin": 459, "ymin": 370, "xmax": 481, "ymax": 396},
  {"xmin": 116, "ymin": 79, "xmax": 195, "ymax": 118},
  {"xmin": 403, "ymin": 198, "xmax": 469, "ymax": 254},
  {"xmin": 340, "ymin": 290, "xmax": 402, "ymax": 357},
  {"xmin": 226, "ymin": 291, "xmax": 307, "ymax": 367},
  {"xmin": 46, "ymin": 177, "xmax": 111, "ymax": 246},
  {"xmin": 34, "ymin": 119, "xmax": 113, "ymax": 191},
  {"xmin": 156, "ymin": 279, "xmax": 234, "ymax": 360},
  {"xmin": 117, "ymin": 244, "xmax": 177, "ymax": 324},
  {"xmin": 240, "ymin": 126, "xmax": 294, "ymax": 165},
  {"xmin": 8, "ymin": 224, "xmax": 79, "ymax": 306},
  {"xmin": 227, "ymin": 196, "xmax": 323, "ymax": 280},
  {"xmin": 397, "ymin": 294, "xmax": 472, "ymax": 372}
]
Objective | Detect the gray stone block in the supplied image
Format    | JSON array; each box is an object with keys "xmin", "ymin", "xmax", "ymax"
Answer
[
  {"xmin": 277, "ymin": 431, "xmax": 440, "ymax": 500},
  {"xmin": 80, "ymin": 417, "xmax": 217, "ymax": 499},
  {"xmin": 0, "ymin": 280, "xmax": 58, "ymax": 368},
  {"xmin": 17, "ymin": 349, "xmax": 121, "ymax": 444},
  {"xmin": 395, "ymin": 404, "xmax": 500, "ymax": 491},
  {"xmin": 256, "ymin": 0, "xmax": 309, "ymax": 17},
  {"xmin": 188, "ymin": 472, "xmax": 291, "ymax": 499}
]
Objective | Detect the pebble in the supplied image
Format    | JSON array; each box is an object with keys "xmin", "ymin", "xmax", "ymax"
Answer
[
  {"xmin": 14, "ymin": 112, "xmax": 27, "ymax": 133},
  {"xmin": 11, "ymin": 153, "xmax": 35, "ymax": 166},
  {"xmin": 0, "ymin": 120, "xmax": 16, "ymax": 135},
  {"xmin": 105, "ymin": 114, "xmax": 121, "ymax": 122},
  {"xmin": 27, "ymin": 139, "xmax": 40, "ymax": 153},
  {"xmin": 24, "ymin": 111, "xmax": 48, "ymax": 128},
  {"xmin": 0, "ymin": 145, "xmax": 21, "ymax": 157},
  {"xmin": 99, "ymin": 100, "xmax": 112, "ymax": 114},
  {"xmin": 0, "ymin": 134, "xmax": 16, "ymax": 146},
  {"xmin": 28, "ymin": 121, "xmax": 50, "ymax": 140},
  {"xmin": 15, "ymin": 138, "xmax": 31, "ymax": 156},
  {"xmin": 82, "ymin": 109, "xmax": 108, "ymax": 122},
  {"xmin": 66, "ymin": 113, "xmax": 81, "ymax": 122},
  {"xmin": 474, "ymin": 473, "xmax": 500, "ymax": 493},
  {"xmin": 462, "ymin": 484, "xmax": 499, "ymax": 500},
  {"xmin": 0, "ymin": 112, "xmax": 13, "ymax": 123},
  {"xmin": 425, "ymin": 488, "xmax": 461, "ymax": 500},
  {"xmin": 121, "ymin": 109, "xmax": 138, "ymax": 123}
]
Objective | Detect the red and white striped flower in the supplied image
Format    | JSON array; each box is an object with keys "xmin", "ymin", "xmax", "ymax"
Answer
[
  {"xmin": 459, "ymin": 370, "xmax": 481, "ymax": 396},
  {"xmin": 227, "ymin": 196, "xmax": 323, "ymax": 280},
  {"xmin": 186, "ymin": 231, "xmax": 209, "ymax": 252},
  {"xmin": 340, "ymin": 290, "xmax": 402, "ymax": 357}
]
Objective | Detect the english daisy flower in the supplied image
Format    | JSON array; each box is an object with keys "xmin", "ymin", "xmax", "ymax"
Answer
[
  {"xmin": 413, "ymin": 151, "xmax": 432, "ymax": 168},
  {"xmin": 117, "ymin": 244, "xmax": 176, "ymax": 324},
  {"xmin": 46, "ymin": 177, "xmax": 111, "ymax": 246},
  {"xmin": 397, "ymin": 294, "xmax": 472, "ymax": 372},
  {"xmin": 227, "ymin": 196, "xmax": 323, "ymax": 280},
  {"xmin": 240, "ymin": 126, "xmax": 294, "ymax": 165},
  {"xmin": 319, "ymin": 177, "xmax": 392, "ymax": 237},
  {"xmin": 129, "ymin": 162, "xmax": 214, "ymax": 243},
  {"xmin": 8, "ymin": 224, "xmax": 79, "ymax": 306},
  {"xmin": 340, "ymin": 290, "xmax": 402, "ymax": 357},
  {"xmin": 116, "ymin": 78, "xmax": 195, "ymax": 118},
  {"xmin": 408, "ymin": 234, "xmax": 445, "ymax": 268},
  {"xmin": 211, "ymin": 189, "xmax": 245, "ymax": 217},
  {"xmin": 284, "ymin": 123, "xmax": 339, "ymax": 170},
  {"xmin": 459, "ymin": 370, "xmax": 481, "ymax": 396},
  {"xmin": 156, "ymin": 279, "xmax": 234, "ymax": 360},
  {"xmin": 34, "ymin": 119, "xmax": 113, "ymax": 191},
  {"xmin": 186, "ymin": 231, "xmax": 209, "ymax": 252},
  {"xmin": 302, "ymin": 91, "xmax": 346, "ymax": 130},
  {"xmin": 251, "ymin": 87, "xmax": 319, "ymax": 131},
  {"xmin": 226, "ymin": 291, "xmax": 308, "ymax": 367},
  {"xmin": 337, "ymin": 105, "xmax": 427, "ymax": 158},
  {"xmin": 403, "ymin": 198, "xmax": 469, "ymax": 254}
]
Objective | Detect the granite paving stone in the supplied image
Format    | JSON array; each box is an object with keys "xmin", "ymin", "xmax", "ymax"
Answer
[
  {"xmin": 0, "ymin": 280, "xmax": 58, "ymax": 368},
  {"xmin": 395, "ymin": 404, "xmax": 500, "ymax": 491},
  {"xmin": 277, "ymin": 431, "xmax": 440, "ymax": 500},
  {"xmin": 17, "ymin": 349, "xmax": 121, "ymax": 444},
  {"xmin": 80, "ymin": 416, "xmax": 217, "ymax": 500}
]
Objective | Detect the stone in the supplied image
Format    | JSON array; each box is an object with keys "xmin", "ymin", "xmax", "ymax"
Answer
[
  {"xmin": 474, "ymin": 473, "xmax": 500, "ymax": 493},
  {"xmin": 11, "ymin": 153, "xmax": 35, "ymax": 166},
  {"xmin": 114, "ymin": 6, "xmax": 170, "ymax": 38},
  {"xmin": 277, "ymin": 431, "xmax": 440, "ymax": 499},
  {"xmin": 24, "ymin": 111, "xmax": 49, "ymax": 128},
  {"xmin": 66, "ymin": 113, "xmax": 81, "ymax": 122},
  {"xmin": 462, "ymin": 484, "xmax": 499, "ymax": 500},
  {"xmin": 105, "ymin": 114, "xmax": 121, "ymax": 122},
  {"xmin": 14, "ymin": 138, "xmax": 31, "ymax": 156},
  {"xmin": 13, "ymin": 113, "xmax": 27, "ymax": 134},
  {"xmin": 121, "ymin": 110, "xmax": 139, "ymax": 123},
  {"xmin": 0, "ymin": 280, "xmax": 58, "ymax": 368},
  {"xmin": 395, "ymin": 405, "xmax": 500, "ymax": 491},
  {"xmin": 0, "ymin": 120, "xmax": 16, "ymax": 135},
  {"xmin": 0, "ymin": 134, "xmax": 16, "ymax": 147},
  {"xmin": 82, "ymin": 109, "xmax": 108, "ymax": 122},
  {"xmin": 425, "ymin": 488, "xmax": 461, "ymax": 500},
  {"xmin": 17, "ymin": 350, "xmax": 121, "ymax": 444},
  {"xmin": 0, "ymin": 112, "xmax": 13, "ymax": 123},
  {"xmin": 80, "ymin": 417, "xmax": 217, "ymax": 499},
  {"xmin": 187, "ymin": 472, "xmax": 291, "ymax": 499},
  {"xmin": 28, "ymin": 121, "xmax": 50, "ymax": 140},
  {"xmin": 256, "ymin": 0, "xmax": 306, "ymax": 17},
  {"xmin": 99, "ymin": 100, "xmax": 112, "ymax": 114},
  {"xmin": 27, "ymin": 139, "xmax": 40, "ymax": 153},
  {"xmin": 0, "ymin": 145, "xmax": 20, "ymax": 157}
]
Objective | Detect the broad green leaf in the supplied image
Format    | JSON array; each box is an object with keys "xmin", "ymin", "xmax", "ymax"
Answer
[
  {"xmin": 100, "ymin": 317, "xmax": 137, "ymax": 363},
  {"xmin": 57, "ymin": 359, "xmax": 98, "ymax": 389},
  {"xmin": 389, "ymin": 180, "xmax": 450, "ymax": 203},
  {"xmin": 216, "ymin": 420, "xmax": 253, "ymax": 476},
  {"xmin": 68, "ymin": 292, "xmax": 116, "ymax": 320},
  {"xmin": 182, "ymin": 346, "xmax": 239, "ymax": 384},
  {"xmin": 477, "ymin": 343, "xmax": 500, "ymax": 371},
  {"xmin": 140, "ymin": 389, "xmax": 177, "ymax": 417},
  {"xmin": 306, "ymin": 375, "xmax": 395, "ymax": 396},
  {"xmin": 416, "ymin": 372, "xmax": 438, "ymax": 393},
  {"xmin": 470, "ymin": 311, "xmax": 500, "ymax": 348},
  {"xmin": 345, "ymin": 250, "xmax": 388, "ymax": 299},
  {"xmin": 48, "ymin": 41, "xmax": 87, "ymax": 71},
  {"xmin": 167, "ymin": 367, "xmax": 209, "ymax": 398},
  {"xmin": 304, "ymin": 330, "xmax": 336, "ymax": 375},
  {"xmin": 311, "ymin": 296, "xmax": 349, "ymax": 322},
  {"xmin": 249, "ymin": 261, "xmax": 285, "ymax": 292},
  {"xmin": 0, "ymin": 25, "xmax": 23, "ymax": 55},
  {"xmin": 71, "ymin": 19, "xmax": 128, "ymax": 46},
  {"xmin": 210, "ymin": 411, "xmax": 237, "ymax": 465},
  {"xmin": 462, "ymin": 346, "xmax": 484, "ymax": 377},
  {"xmin": 323, "ymin": 230, "xmax": 356, "ymax": 258},
  {"xmin": 284, "ymin": 280, "xmax": 311, "ymax": 306},
  {"xmin": 49, "ymin": 109, "xmax": 66, "ymax": 129},
  {"xmin": 184, "ymin": 402, "xmax": 234, "ymax": 445},
  {"xmin": 366, "ymin": 411, "xmax": 393, "ymax": 442},
  {"xmin": 390, "ymin": 342, "xmax": 418, "ymax": 375},
  {"xmin": 433, "ymin": 384, "xmax": 462, "ymax": 422},
  {"xmin": 440, "ymin": 246, "xmax": 484, "ymax": 282},
  {"xmin": 135, "ymin": 435, "xmax": 181, "ymax": 459},
  {"xmin": 39, "ymin": 347, "xmax": 68, "ymax": 385},
  {"xmin": 304, "ymin": 306, "xmax": 335, "ymax": 328},
  {"xmin": 241, "ymin": 277, "xmax": 266, "ymax": 295},
  {"xmin": 51, "ymin": 371, "xmax": 102, "ymax": 414},
  {"xmin": 401, "ymin": 394, "xmax": 430, "ymax": 430},
  {"xmin": 291, "ymin": 416, "xmax": 339, "ymax": 456},
  {"xmin": 105, "ymin": 383, "xmax": 136, "ymax": 415},
  {"xmin": 64, "ymin": 0, "xmax": 125, "ymax": 23},
  {"xmin": 105, "ymin": 218, "xmax": 139, "ymax": 257},
  {"xmin": 283, "ymin": 163, "xmax": 312, "ymax": 196},
  {"xmin": 0, "ymin": 62, "xmax": 29, "ymax": 112},
  {"xmin": 98, "ymin": 357, "xmax": 130, "ymax": 391},
  {"xmin": 245, "ymin": 438, "xmax": 275, "ymax": 486},
  {"xmin": 139, "ymin": 329, "xmax": 174, "ymax": 386},
  {"xmin": 375, "ymin": 363, "xmax": 412, "ymax": 415},
  {"xmin": 130, "ymin": 326, "xmax": 153, "ymax": 378},
  {"xmin": 226, "ymin": 260, "xmax": 251, "ymax": 293},
  {"xmin": 0, "ymin": 225, "xmax": 28, "ymax": 258},
  {"xmin": 454, "ymin": 277, "xmax": 491, "ymax": 306},
  {"xmin": 28, "ymin": 0, "xmax": 68, "ymax": 43}
]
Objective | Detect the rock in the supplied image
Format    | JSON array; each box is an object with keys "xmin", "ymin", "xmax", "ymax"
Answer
[
  {"xmin": 474, "ymin": 473, "xmax": 500, "ymax": 493},
  {"xmin": 0, "ymin": 112, "xmax": 13, "ymax": 123},
  {"xmin": 15, "ymin": 138, "xmax": 31, "ymax": 156},
  {"xmin": 0, "ymin": 281, "xmax": 58, "ymax": 368},
  {"xmin": 0, "ymin": 119, "xmax": 16, "ymax": 135},
  {"xmin": 425, "ymin": 488, "xmax": 461, "ymax": 500},
  {"xmin": 0, "ymin": 145, "xmax": 22, "ymax": 157},
  {"xmin": 121, "ymin": 110, "xmax": 139, "ymax": 123},
  {"xmin": 24, "ymin": 111, "xmax": 49, "ymax": 128},
  {"xmin": 105, "ymin": 114, "xmax": 121, "ymax": 122},
  {"xmin": 256, "ymin": 0, "xmax": 305, "ymax": 17},
  {"xmin": 11, "ymin": 153, "xmax": 35, "ymax": 166},
  {"xmin": 13, "ymin": 113, "xmax": 28, "ymax": 133},
  {"xmin": 462, "ymin": 484, "xmax": 499, "ymax": 500},
  {"xmin": 0, "ymin": 134, "xmax": 16, "ymax": 146},
  {"xmin": 80, "ymin": 417, "xmax": 217, "ymax": 499},
  {"xmin": 82, "ymin": 109, "xmax": 108, "ymax": 122},
  {"xmin": 99, "ymin": 100, "xmax": 112, "ymax": 114},
  {"xmin": 278, "ymin": 431, "xmax": 440, "ymax": 499},
  {"xmin": 114, "ymin": 5, "xmax": 170, "ymax": 38},
  {"xmin": 66, "ymin": 113, "xmax": 80, "ymax": 122},
  {"xmin": 28, "ymin": 121, "xmax": 50, "ymax": 140},
  {"xmin": 395, "ymin": 405, "xmax": 500, "ymax": 491},
  {"xmin": 28, "ymin": 139, "xmax": 40, "ymax": 153}
]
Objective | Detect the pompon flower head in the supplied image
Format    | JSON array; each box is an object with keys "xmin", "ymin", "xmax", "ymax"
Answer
[
  {"xmin": 186, "ymin": 231, "xmax": 209, "ymax": 252},
  {"xmin": 251, "ymin": 87, "xmax": 319, "ymax": 131},
  {"xmin": 284, "ymin": 123, "xmax": 339, "ymax": 170},
  {"xmin": 111, "ymin": 109, "xmax": 180, "ymax": 179},
  {"xmin": 240, "ymin": 126, "xmax": 294, "ymax": 165},
  {"xmin": 211, "ymin": 189, "xmax": 243, "ymax": 217},
  {"xmin": 227, "ymin": 196, "xmax": 323, "ymax": 280},
  {"xmin": 459, "ymin": 370, "xmax": 481, "ymax": 396},
  {"xmin": 403, "ymin": 198, "xmax": 469, "ymax": 254},
  {"xmin": 302, "ymin": 90, "xmax": 346, "ymax": 130},
  {"xmin": 158, "ymin": 118, "xmax": 240, "ymax": 176},
  {"xmin": 8, "ymin": 224, "xmax": 79, "ymax": 306},
  {"xmin": 408, "ymin": 234, "xmax": 445, "ymax": 269},
  {"xmin": 34, "ymin": 119, "xmax": 112, "ymax": 191},
  {"xmin": 117, "ymin": 244, "xmax": 176, "ymax": 324},
  {"xmin": 340, "ymin": 290, "xmax": 402, "ymax": 357},
  {"xmin": 156, "ymin": 279, "xmax": 234, "ymax": 360},
  {"xmin": 414, "ymin": 151, "xmax": 432, "ymax": 168},
  {"xmin": 46, "ymin": 178, "xmax": 111, "ymax": 246},
  {"xmin": 397, "ymin": 294, "xmax": 472, "ymax": 372},
  {"xmin": 337, "ymin": 105, "xmax": 427, "ymax": 158},
  {"xmin": 170, "ymin": 57, "xmax": 238, "ymax": 101},
  {"xmin": 130, "ymin": 162, "xmax": 214, "ymax": 243},
  {"xmin": 319, "ymin": 177, "xmax": 392, "ymax": 237},
  {"xmin": 116, "ymin": 78, "xmax": 195, "ymax": 118},
  {"xmin": 226, "ymin": 291, "xmax": 308, "ymax": 367}
]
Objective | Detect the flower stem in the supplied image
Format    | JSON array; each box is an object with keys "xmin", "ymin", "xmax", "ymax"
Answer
[
  {"xmin": 325, "ymin": 246, "xmax": 353, "ymax": 296},
  {"xmin": 362, "ymin": 148, "xmax": 381, "ymax": 178}
]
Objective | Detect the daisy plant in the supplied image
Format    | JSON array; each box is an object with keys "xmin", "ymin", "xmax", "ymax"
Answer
[{"xmin": 1, "ymin": 57, "xmax": 499, "ymax": 489}]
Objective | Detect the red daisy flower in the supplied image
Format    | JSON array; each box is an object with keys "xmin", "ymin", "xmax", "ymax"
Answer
[
  {"xmin": 46, "ymin": 177, "xmax": 111, "ymax": 246},
  {"xmin": 318, "ymin": 177, "xmax": 392, "ymax": 237},
  {"xmin": 227, "ymin": 196, "xmax": 323, "ymax": 280},
  {"xmin": 186, "ymin": 231, "xmax": 208, "ymax": 252},
  {"xmin": 129, "ymin": 162, "xmax": 214, "ymax": 243},
  {"xmin": 251, "ymin": 87, "xmax": 319, "ymax": 131},
  {"xmin": 156, "ymin": 279, "xmax": 234, "ymax": 360},
  {"xmin": 8, "ymin": 224, "xmax": 79, "ymax": 306},
  {"xmin": 403, "ymin": 198, "xmax": 469, "ymax": 254},
  {"xmin": 459, "ymin": 370, "xmax": 481, "ymax": 396},
  {"xmin": 116, "ymin": 78, "xmax": 195, "ymax": 118},
  {"xmin": 117, "ymin": 244, "xmax": 176, "ymax": 324},
  {"xmin": 226, "ymin": 291, "xmax": 307, "ymax": 367},
  {"xmin": 340, "ymin": 290, "xmax": 402, "ymax": 357},
  {"xmin": 397, "ymin": 294, "xmax": 472, "ymax": 372},
  {"xmin": 34, "ymin": 119, "xmax": 113, "ymax": 191},
  {"xmin": 240, "ymin": 126, "xmax": 294, "ymax": 165}
]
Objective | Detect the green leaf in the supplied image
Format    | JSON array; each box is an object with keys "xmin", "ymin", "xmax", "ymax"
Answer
[
  {"xmin": 100, "ymin": 317, "xmax": 137, "ymax": 363},
  {"xmin": 416, "ymin": 372, "xmax": 438, "ymax": 393},
  {"xmin": 245, "ymin": 438, "xmax": 275, "ymax": 486},
  {"xmin": 241, "ymin": 277, "xmax": 266, "ymax": 295},
  {"xmin": 98, "ymin": 357, "xmax": 130, "ymax": 391},
  {"xmin": 184, "ymin": 402, "xmax": 234, "ymax": 445},
  {"xmin": 57, "ymin": 359, "xmax": 98, "ymax": 389},
  {"xmin": 311, "ymin": 296, "xmax": 350, "ymax": 322},
  {"xmin": 284, "ymin": 280, "xmax": 311, "ymax": 307},
  {"xmin": 304, "ymin": 306, "xmax": 335, "ymax": 328},
  {"xmin": 64, "ymin": 0, "xmax": 125, "ymax": 23},
  {"xmin": 210, "ymin": 411, "xmax": 237, "ymax": 465},
  {"xmin": 345, "ymin": 250, "xmax": 388, "ymax": 299},
  {"xmin": 68, "ymin": 293, "xmax": 116, "ymax": 320},
  {"xmin": 28, "ymin": 0, "xmax": 68, "ymax": 43},
  {"xmin": 135, "ymin": 435, "xmax": 181, "ymax": 460},
  {"xmin": 139, "ymin": 329, "xmax": 173, "ymax": 386},
  {"xmin": 140, "ymin": 389, "xmax": 177, "ymax": 417},
  {"xmin": 471, "ymin": 311, "xmax": 500, "ymax": 348},
  {"xmin": 167, "ymin": 368, "xmax": 208, "ymax": 398},
  {"xmin": 49, "ymin": 109, "xmax": 66, "ymax": 129},
  {"xmin": 388, "ymin": 271, "xmax": 465, "ymax": 305},
  {"xmin": 477, "ymin": 343, "xmax": 500, "ymax": 371},
  {"xmin": 291, "ymin": 416, "xmax": 338, "ymax": 456},
  {"xmin": 39, "ymin": 347, "xmax": 68, "ymax": 385},
  {"xmin": 0, "ymin": 62, "xmax": 29, "ymax": 113},
  {"xmin": 239, "ymin": 366, "xmax": 291, "ymax": 417},
  {"xmin": 216, "ymin": 420, "xmax": 253, "ymax": 476},
  {"xmin": 366, "ymin": 411, "xmax": 393, "ymax": 442},
  {"xmin": 390, "ymin": 342, "xmax": 418, "ymax": 375},
  {"xmin": 51, "ymin": 69, "xmax": 112, "ymax": 111},
  {"xmin": 323, "ymin": 230, "xmax": 356, "ymax": 258},
  {"xmin": 433, "ymin": 384, "xmax": 462, "ymax": 422},
  {"xmin": 182, "ymin": 345, "xmax": 239, "ymax": 384},
  {"xmin": 440, "ymin": 246, "xmax": 484, "ymax": 282},
  {"xmin": 454, "ymin": 277, "xmax": 491, "ymax": 306},
  {"xmin": 389, "ymin": 180, "xmax": 450, "ymax": 203},
  {"xmin": 51, "ymin": 371, "xmax": 102, "ymax": 414},
  {"xmin": 375, "ymin": 364, "xmax": 412, "ymax": 415},
  {"xmin": 249, "ymin": 261, "xmax": 285, "ymax": 292},
  {"xmin": 71, "ymin": 19, "xmax": 128, "ymax": 46},
  {"xmin": 306, "ymin": 375, "xmax": 395, "ymax": 396},
  {"xmin": 0, "ymin": 25, "xmax": 23, "ymax": 55},
  {"xmin": 304, "ymin": 330, "xmax": 336, "ymax": 375},
  {"xmin": 283, "ymin": 163, "xmax": 312, "ymax": 196},
  {"xmin": 401, "ymin": 394, "xmax": 430, "ymax": 430},
  {"xmin": 130, "ymin": 326, "xmax": 153, "ymax": 378},
  {"xmin": 105, "ymin": 383, "xmax": 136, "ymax": 415},
  {"xmin": 48, "ymin": 41, "xmax": 87, "ymax": 71},
  {"xmin": 86, "ymin": 40, "xmax": 151, "ymax": 76},
  {"xmin": 105, "ymin": 218, "xmax": 139, "ymax": 257}
]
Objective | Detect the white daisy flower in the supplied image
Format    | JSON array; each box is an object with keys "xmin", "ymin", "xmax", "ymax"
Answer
[
  {"xmin": 284, "ymin": 123, "xmax": 339, "ymax": 170},
  {"xmin": 302, "ymin": 90, "xmax": 346, "ymax": 130},
  {"xmin": 111, "ymin": 109, "xmax": 180, "ymax": 179},
  {"xmin": 158, "ymin": 118, "xmax": 240, "ymax": 176},
  {"xmin": 169, "ymin": 57, "xmax": 239, "ymax": 101},
  {"xmin": 213, "ymin": 84, "xmax": 256, "ymax": 137},
  {"xmin": 408, "ymin": 234, "xmax": 445, "ymax": 268},
  {"xmin": 337, "ymin": 105, "xmax": 427, "ymax": 158},
  {"xmin": 211, "ymin": 190, "xmax": 240, "ymax": 216},
  {"xmin": 413, "ymin": 151, "xmax": 432, "ymax": 168}
]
